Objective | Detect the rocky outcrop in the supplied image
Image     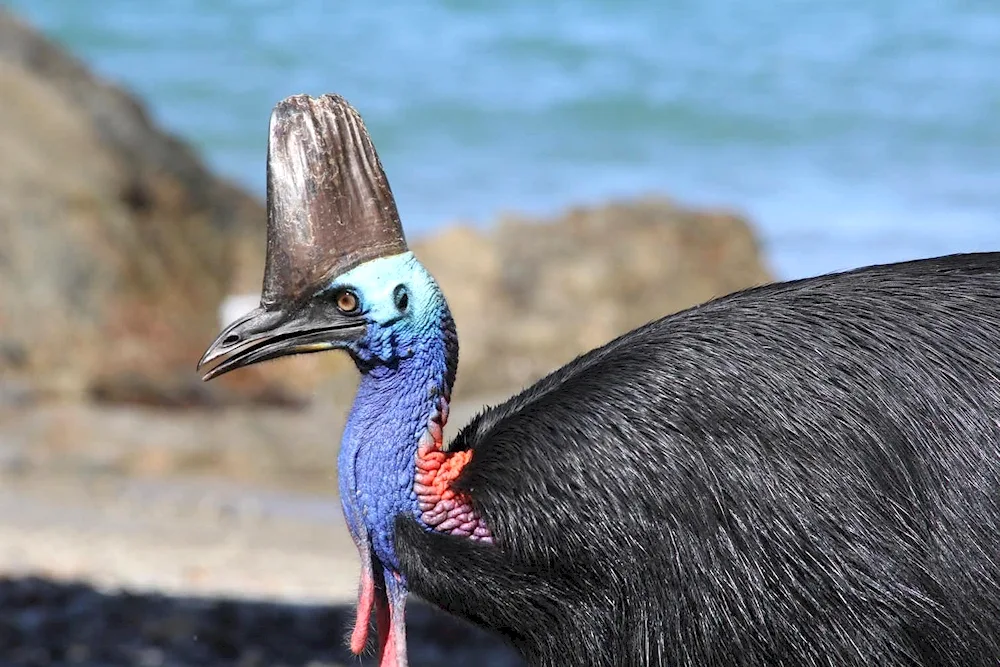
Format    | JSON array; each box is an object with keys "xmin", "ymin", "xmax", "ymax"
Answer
[
  {"xmin": 415, "ymin": 197, "xmax": 772, "ymax": 399},
  {"xmin": 0, "ymin": 10, "xmax": 267, "ymax": 404}
]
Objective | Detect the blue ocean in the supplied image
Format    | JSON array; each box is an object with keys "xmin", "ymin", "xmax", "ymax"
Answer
[{"xmin": 7, "ymin": 0, "xmax": 1000, "ymax": 279}]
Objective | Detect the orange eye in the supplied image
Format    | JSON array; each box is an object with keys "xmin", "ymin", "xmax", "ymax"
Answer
[{"xmin": 336, "ymin": 290, "xmax": 359, "ymax": 314}]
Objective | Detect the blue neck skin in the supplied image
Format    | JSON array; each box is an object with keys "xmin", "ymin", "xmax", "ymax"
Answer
[{"xmin": 334, "ymin": 253, "xmax": 457, "ymax": 575}]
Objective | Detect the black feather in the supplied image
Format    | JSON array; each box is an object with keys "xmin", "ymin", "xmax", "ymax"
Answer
[{"xmin": 397, "ymin": 251, "xmax": 1000, "ymax": 667}]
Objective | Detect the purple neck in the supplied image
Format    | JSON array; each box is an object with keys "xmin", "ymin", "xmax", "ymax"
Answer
[{"xmin": 337, "ymin": 310, "xmax": 458, "ymax": 573}]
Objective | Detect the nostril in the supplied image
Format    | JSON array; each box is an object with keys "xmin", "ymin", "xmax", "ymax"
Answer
[{"xmin": 223, "ymin": 334, "xmax": 240, "ymax": 346}]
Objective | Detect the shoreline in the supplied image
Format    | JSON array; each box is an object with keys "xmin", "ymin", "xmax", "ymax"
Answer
[
  {"xmin": 0, "ymin": 472, "xmax": 360, "ymax": 605},
  {"xmin": 0, "ymin": 396, "xmax": 508, "ymax": 604},
  {"xmin": 0, "ymin": 392, "xmax": 505, "ymax": 604}
]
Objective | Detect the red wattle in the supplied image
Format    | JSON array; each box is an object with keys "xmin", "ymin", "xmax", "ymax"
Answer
[
  {"xmin": 350, "ymin": 560, "xmax": 375, "ymax": 654},
  {"xmin": 414, "ymin": 397, "xmax": 492, "ymax": 542},
  {"xmin": 379, "ymin": 574, "xmax": 409, "ymax": 667}
]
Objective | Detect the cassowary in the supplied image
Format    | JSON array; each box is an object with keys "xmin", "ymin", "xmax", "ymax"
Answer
[{"xmin": 198, "ymin": 94, "xmax": 1000, "ymax": 667}]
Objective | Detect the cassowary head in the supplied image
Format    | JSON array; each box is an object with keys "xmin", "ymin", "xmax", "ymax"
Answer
[{"xmin": 198, "ymin": 94, "xmax": 451, "ymax": 382}]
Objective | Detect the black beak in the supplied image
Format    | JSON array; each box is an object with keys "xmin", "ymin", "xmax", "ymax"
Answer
[{"xmin": 197, "ymin": 301, "xmax": 366, "ymax": 381}]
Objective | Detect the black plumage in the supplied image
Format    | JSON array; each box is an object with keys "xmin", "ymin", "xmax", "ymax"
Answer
[{"xmin": 397, "ymin": 251, "xmax": 1000, "ymax": 667}]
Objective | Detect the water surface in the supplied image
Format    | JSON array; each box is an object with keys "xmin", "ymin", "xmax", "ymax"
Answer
[{"xmin": 7, "ymin": 0, "xmax": 1000, "ymax": 278}]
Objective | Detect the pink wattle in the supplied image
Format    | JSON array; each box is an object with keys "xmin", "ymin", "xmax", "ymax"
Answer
[
  {"xmin": 378, "ymin": 574, "xmax": 408, "ymax": 667},
  {"xmin": 350, "ymin": 543, "xmax": 375, "ymax": 654},
  {"xmin": 414, "ymin": 395, "xmax": 492, "ymax": 541},
  {"xmin": 350, "ymin": 549, "xmax": 410, "ymax": 667}
]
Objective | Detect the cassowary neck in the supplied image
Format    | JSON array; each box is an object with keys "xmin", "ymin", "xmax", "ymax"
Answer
[
  {"xmin": 338, "ymin": 304, "xmax": 475, "ymax": 573},
  {"xmin": 333, "ymin": 258, "xmax": 492, "ymax": 667}
]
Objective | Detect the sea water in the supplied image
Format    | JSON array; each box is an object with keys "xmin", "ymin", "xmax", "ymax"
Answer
[{"xmin": 7, "ymin": 0, "xmax": 1000, "ymax": 279}]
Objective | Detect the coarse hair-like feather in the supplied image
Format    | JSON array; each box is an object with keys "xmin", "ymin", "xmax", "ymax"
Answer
[{"xmin": 397, "ymin": 252, "xmax": 1000, "ymax": 667}]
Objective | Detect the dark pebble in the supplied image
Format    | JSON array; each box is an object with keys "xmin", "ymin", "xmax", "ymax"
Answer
[{"xmin": 0, "ymin": 577, "xmax": 524, "ymax": 666}]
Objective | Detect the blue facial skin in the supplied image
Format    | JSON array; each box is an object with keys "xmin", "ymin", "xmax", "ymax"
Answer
[{"xmin": 331, "ymin": 251, "xmax": 457, "ymax": 581}]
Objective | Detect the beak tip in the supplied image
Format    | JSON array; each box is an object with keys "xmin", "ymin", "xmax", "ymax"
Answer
[
  {"xmin": 196, "ymin": 347, "xmax": 219, "ymax": 378},
  {"xmin": 198, "ymin": 359, "xmax": 228, "ymax": 383}
]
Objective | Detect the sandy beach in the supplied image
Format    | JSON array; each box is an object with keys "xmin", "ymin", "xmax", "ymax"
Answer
[
  {"xmin": 0, "ymin": 473, "xmax": 360, "ymax": 604},
  {"xmin": 0, "ymin": 471, "xmax": 525, "ymax": 666}
]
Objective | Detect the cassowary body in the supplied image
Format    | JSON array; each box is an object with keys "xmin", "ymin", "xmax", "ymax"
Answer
[
  {"xmin": 400, "ymin": 252, "xmax": 1000, "ymax": 666},
  {"xmin": 199, "ymin": 95, "xmax": 1000, "ymax": 667}
]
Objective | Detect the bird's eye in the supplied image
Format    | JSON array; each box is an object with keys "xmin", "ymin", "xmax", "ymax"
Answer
[{"xmin": 335, "ymin": 289, "xmax": 360, "ymax": 314}]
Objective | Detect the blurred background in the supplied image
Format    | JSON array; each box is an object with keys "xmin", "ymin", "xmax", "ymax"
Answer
[{"xmin": 0, "ymin": 1, "xmax": 997, "ymax": 665}]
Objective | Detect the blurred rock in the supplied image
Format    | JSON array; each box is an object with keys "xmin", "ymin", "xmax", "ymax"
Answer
[
  {"xmin": 415, "ymin": 196, "xmax": 771, "ymax": 398},
  {"xmin": 0, "ymin": 10, "xmax": 270, "ymax": 405},
  {"xmin": 0, "ymin": 391, "xmax": 501, "ymax": 488}
]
